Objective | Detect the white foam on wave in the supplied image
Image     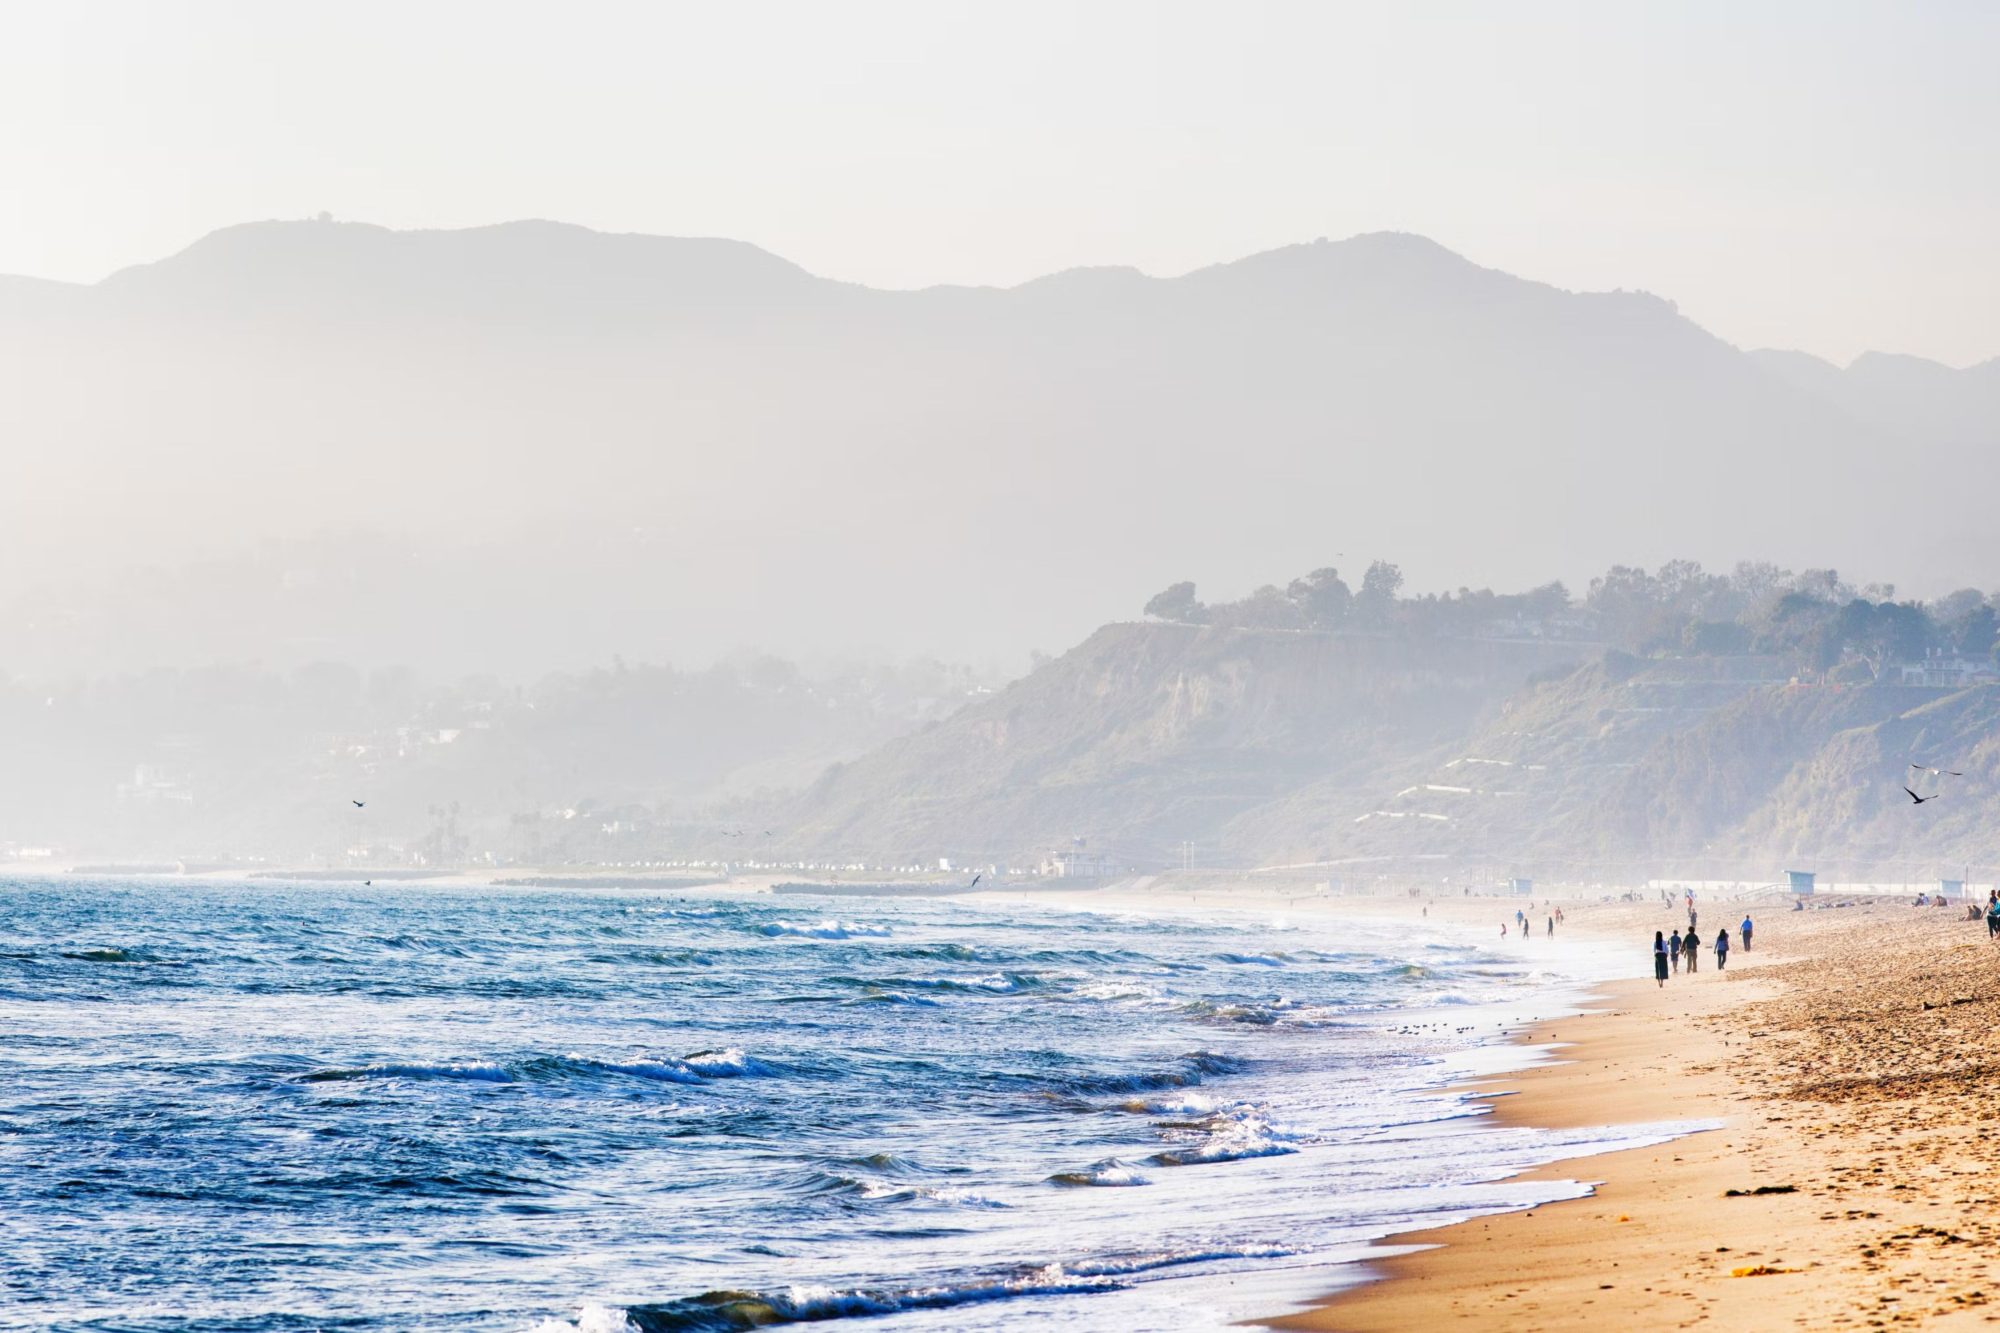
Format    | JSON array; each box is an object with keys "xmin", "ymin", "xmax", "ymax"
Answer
[
  {"xmin": 582, "ymin": 1058, "xmax": 704, "ymax": 1084},
  {"xmin": 1050, "ymin": 1158, "xmax": 1151, "ymax": 1187},
  {"xmin": 569, "ymin": 1048, "xmax": 773, "ymax": 1082},
  {"xmin": 1217, "ymin": 951, "xmax": 1287, "ymax": 967},
  {"xmin": 1132, "ymin": 1091, "xmax": 1215, "ymax": 1116},
  {"xmin": 1074, "ymin": 979, "xmax": 1158, "ymax": 1003},
  {"xmin": 681, "ymin": 1047, "xmax": 770, "ymax": 1077},
  {"xmin": 760, "ymin": 920, "xmax": 892, "ymax": 939},
  {"xmin": 903, "ymin": 971, "xmax": 1037, "ymax": 993},
  {"xmin": 527, "ymin": 1303, "xmax": 637, "ymax": 1333},
  {"xmin": 856, "ymin": 1180, "xmax": 1011, "ymax": 1208},
  {"xmin": 310, "ymin": 1062, "xmax": 513, "ymax": 1083},
  {"xmin": 966, "ymin": 972, "xmax": 1034, "ymax": 993},
  {"xmin": 1150, "ymin": 1102, "xmax": 1303, "ymax": 1166},
  {"xmin": 1033, "ymin": 1243, "xmax": 1304, "ymax": 1280},
  {"xmin": 760, "ymin": 1277, "xmax": 1115, "ymax": 1320}
]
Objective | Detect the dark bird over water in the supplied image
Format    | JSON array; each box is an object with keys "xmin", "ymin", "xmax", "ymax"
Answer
[{"xmin": 1903, "ymin": 785, "xmax": 1938, "ymax": 805}]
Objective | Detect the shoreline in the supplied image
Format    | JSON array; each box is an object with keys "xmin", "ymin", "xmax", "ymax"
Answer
[
  {"xmin": 1241, "ymin": 892, "xmax": 2000, "ymax": 1330},
  {"xmin": 1263, "ymin": 968, "xmax": 1766, "ymax": 1330}
]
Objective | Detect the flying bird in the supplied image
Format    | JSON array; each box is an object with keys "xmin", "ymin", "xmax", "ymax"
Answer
[
  {"xmin": 1910, "ymin": 763, "xmax": 1964, "ymax": 777},
  {"xmin": 967, "ymin": 873, "xmax": 982, "ymax": 890},
  {"xmin": 1902, "ymin": 785, "xmax": 1938, "ymax": 805},
  {"xmin": 352, "ymin": 800, "xmax": 365, "ymax": 808}
]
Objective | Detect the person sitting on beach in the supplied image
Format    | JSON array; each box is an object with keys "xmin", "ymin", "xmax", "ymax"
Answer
[
  {"xmin": 1684, "ymin": 927, "xmax": 1699, "ymax": 973},
  {"xmin": 1654, "ymin": 931, "xmax": 1669, "ymax": 987},
  {"xmin": 1714, "ymin": 927, "xmax": 1730, "ymax": 969},
  {"xmin": 1669, "ymin": 929, "xmax": 1682, "ymax": 973},
  {"xmin": 1740, "ymin": 915, "xmax": 1753, "ymax": 952}
]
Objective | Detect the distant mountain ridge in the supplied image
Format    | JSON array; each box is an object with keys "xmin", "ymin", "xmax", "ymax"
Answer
[{"xmin": 1, "ymin": 219, "xmax": 1994, "ymax": 674}]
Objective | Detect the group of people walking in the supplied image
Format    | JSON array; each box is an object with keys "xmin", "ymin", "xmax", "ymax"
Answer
[{"xmin": 1653, "ymin": 913, "xmax": 1752, "ymax": 986}]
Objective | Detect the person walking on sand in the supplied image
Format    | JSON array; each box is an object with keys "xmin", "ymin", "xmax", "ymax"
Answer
[
  {"xmin": 1714, "ymin": 927, "xmax": 1730, "ymax": 970},
  {"xmin": 1684, "ymin": 926, "xmax": 1699, "ymax": 973},
  {"xmin": 1740, "ymin": 915, "xmax": 1753, "ymax": 952},
  {"xmin": 1654, "ymin": 931, "xmax": 1670, "ymax": 987},
  {"xmin": 1546, "ymin": 915, "xmax": 1554, "ymax": 938},
  {"xmin": 1985, "ymin": 896, "xmax": 2000, "ymax": 940},
  {"xmin": 1669, "ymin": 928, "xmax": 1682, "ymax": 973}
]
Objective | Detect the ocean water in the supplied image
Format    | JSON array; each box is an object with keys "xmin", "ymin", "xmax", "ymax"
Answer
[{"xmin": 0, "ymin": 879, "xmax": 1696, "ymax": 1331}]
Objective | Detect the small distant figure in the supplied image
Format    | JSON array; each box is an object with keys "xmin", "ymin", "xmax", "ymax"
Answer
[
  {"xmin": 1546, "ymin": 915, "xmax": 1553, "ymax": 938},
  {"xmin": 352, "ymin": 799, "xmax": 365, "ymax": 808},
  {"xmin": 1714, "ymin": 928, "xmax": 1730, "ymax": 970},
  {"xmin": 1688, "ymin": 906, "xmax": 1698, "ymax": 935},
  {"xmin": 1684, "ymin": 928, "xmax": 1699, "ymax": 973},
  {"xmin": 1653, "ymin": 931, "xmax": 1669, "ymax": 987},
  {"xmin": 967, "ymin": 873, "xmax": 981, "ymax": 890},
  {"xmin": 1986, "ymin": 897, "xmax": 2000, "ymax": 940},
  {"xmin": 1740, "ymin": 915, "xmax": 1753, "ymax": 952},
  {"xmin": 1501, "ymin": 922, "xmax": 1508, "ymax": 938},
  {"xmin": 1902, "ymin": 785, "xmax": 1937, "ymax": 805},
  {"xmin": 1669, "ymin": 928, "xmax": 1682, "ymax": 973}
]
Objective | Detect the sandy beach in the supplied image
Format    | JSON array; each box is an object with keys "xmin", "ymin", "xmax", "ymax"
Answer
[
  {"xmin": 986, "ymin": 880, "xmax": 2000, "ymax": 1329},
  {"xmin": 1317, "ymin": 896, "xmax": 2000, "ymax": 1330}
]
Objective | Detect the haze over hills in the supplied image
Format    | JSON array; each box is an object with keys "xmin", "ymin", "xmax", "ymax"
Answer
[
  {"xmin": 769, "ymin": 577, "xmax": 2000, "ymax": 881},
  {"xmin": 2, "ymin": 218, "xmax": 1996, "ymax": 678}
]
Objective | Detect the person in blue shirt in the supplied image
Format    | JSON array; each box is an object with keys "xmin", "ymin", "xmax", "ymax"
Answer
[{"xmin": 1740, "ymin": 915, "xmax": 1753, "ymax": 952}]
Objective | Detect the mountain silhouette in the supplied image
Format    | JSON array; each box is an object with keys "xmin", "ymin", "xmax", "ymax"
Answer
[{"xmin": 0, "ymin": 220, "xmax": 1991, "ymax": 674}]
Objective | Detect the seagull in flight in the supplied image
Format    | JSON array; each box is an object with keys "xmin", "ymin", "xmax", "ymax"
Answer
[
  {"xmin": 1902, "ymin": 785, "xmax": 1939, "ymax": 805},
  {"xmin": 1910, "ymin": 763, "xmax": 1964, "ymax": 777},
  {"xmin": 967, "ymin": 873, "xmax": 982, "ymax": 890}
]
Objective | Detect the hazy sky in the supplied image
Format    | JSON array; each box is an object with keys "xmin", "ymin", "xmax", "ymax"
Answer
[{"xmin": 3, "ymin": 0, "xmax": 1996, "ymax": 365}]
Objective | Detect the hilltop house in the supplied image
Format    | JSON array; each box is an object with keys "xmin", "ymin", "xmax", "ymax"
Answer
[{"xmin": 1898, "ymin": 652, "xmax": 1999, "ymax": 688}]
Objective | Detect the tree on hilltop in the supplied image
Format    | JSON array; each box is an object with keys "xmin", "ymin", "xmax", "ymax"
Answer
[
  {"xmin": 1286, "ymin": 567, "xmax": 1352, "ymax": 629},
  {"xmin": 1143, "ymin": 581, "xmax": 1207, "ymax": 624},
  {"xmin": 1354, "ymin": 561, "xmax": 1403, "ymax": 628}
]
